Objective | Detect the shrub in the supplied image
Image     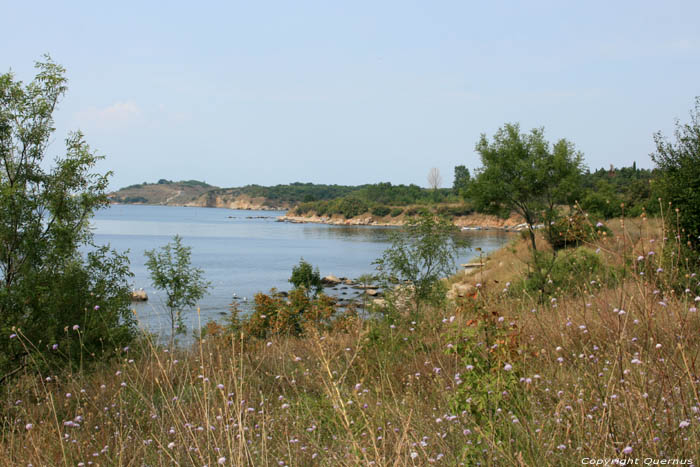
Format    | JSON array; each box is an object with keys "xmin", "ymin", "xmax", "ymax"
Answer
[
  {"xmin": 390, "ymin": 208, "xmax": 404, "ymax": 217},
  {"xmin": 370, "ymin": 205, "xmax": 391, "ymax": 217},
  {"xmin": 514, "ymin": 247, "xmax": 617, "ymax": 298},
  {"xmin": 237, "ymin": 289, "xmax": 343, "ymax": 339},
  {"xmin": 546, "ymin": 212, "xmax": 612, "ymax": 250},
  {"xmin": 289, "ymin": 258, "xmax": 322, "ymax": 298}
]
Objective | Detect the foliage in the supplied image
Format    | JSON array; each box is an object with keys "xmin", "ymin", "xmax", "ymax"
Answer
[
  {"xmin": 237, "ymin": 289, "xmax": 351, "ymax": 339},
  {"xmin": 468, "ymin": 123, "xmax": 585, "ymax": 252},
  {"xmin": 144, "ymin": 235, "xmax": 210, "ymax": 345},
  {"xmin": 374, "ymin": 212, "xmax": 467, "ymax": 314},
  {"xmin": 513, "ymin": 247, "xmax": 617, "ymax": 298},
  {"xmin": 370, "ymin": 205, "xmax": 391, "ymax": 217},
  {"xmin": 390, "ymin": 207, "xmax": 403, "ymax": 217},
  {"xmin": 0, "ymin": 57, "xmax": 136, "ymax": 374},
  {"xmin": 452, "ymin": 164, "xmax": 471, "ymax": 196},
  {"xmin": 292, "ymin": 182, "xmax": 460, "ymax": 218},
  {"xmin": 651, "ymin": 97, "xmax": 700, "ymax": 253},
  {"xmin": 545, "ymin": 211, "xmax": 612, "ymax": 250},
  {"xmin": 289, "ymin": 258, "xmax": 322, "ymax": 298},
  {"xmin": 579, "ymin": 166, "xmax": 659, "ymax": 218}
]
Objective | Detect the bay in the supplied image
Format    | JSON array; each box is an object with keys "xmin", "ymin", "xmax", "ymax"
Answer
[{"xmin": 92, "ymin": 204, "xmax": 511, "ymax": 338}]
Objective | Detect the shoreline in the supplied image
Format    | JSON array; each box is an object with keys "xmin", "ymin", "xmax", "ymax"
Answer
[
  {"xmin": 110, "ymin": 202, "xmax": 526, "ymax": 232},
  {"xmin": 276, "ymin": 212, "xmax": 527, "ymax": 232}
]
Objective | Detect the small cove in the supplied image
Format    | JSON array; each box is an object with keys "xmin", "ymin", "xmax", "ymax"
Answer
[{"xmin": 92, "ymin": 204, "xmax": 512, "ymax": 338}]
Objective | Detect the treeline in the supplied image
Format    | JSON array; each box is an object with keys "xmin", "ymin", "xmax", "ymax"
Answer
[
  {"xmin": 288, "ymin": 164, "xmax": 660, "ymax": 220},
  {"xmin": 292, "ymin": 183, "xmax": 461, "ymax": 218},
  {"xmin": 579, "ymin": 165, "xmax": 660, "ymax": 218}
]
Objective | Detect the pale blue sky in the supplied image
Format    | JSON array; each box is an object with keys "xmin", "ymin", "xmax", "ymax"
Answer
[{"xmin": 4, "ymin": 0, "xmax": 699, "ymax": 189}]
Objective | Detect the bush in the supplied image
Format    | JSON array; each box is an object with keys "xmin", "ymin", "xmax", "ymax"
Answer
[
  {"xmin": 370, "ymin": 205, "xmax": 391, "ymax": 217},
  {"xmin": 546, "ymin": 212, "xmax": 612, "ymax": 250},
  {"xmin": 390, "ymin": 208, "xmax": 404, "ymax": 217},
  {"xmin": 514, "ymin": 248, "xmax": 617, "ymax": 298},
  {"xmin": 436, "ymin": 204, "xmax": 474, "ymax": 218},
  {"xmin": 236, "ymin": 289, "xmax": 348, "ymax": 339},
  {"xmin": 289, "ymin": 258, "xmax": 322, "ymax": 297}
]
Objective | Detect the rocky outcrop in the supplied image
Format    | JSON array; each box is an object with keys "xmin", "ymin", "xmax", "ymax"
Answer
[{"xmin": 321, "ymin": 275, "xmax": 342, "ymax": 286}]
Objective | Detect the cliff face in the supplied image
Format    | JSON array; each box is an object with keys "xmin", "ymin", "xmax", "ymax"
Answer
[{"xmin": 187, "ymin": 193, "xmax": 289, "ymax": 211}]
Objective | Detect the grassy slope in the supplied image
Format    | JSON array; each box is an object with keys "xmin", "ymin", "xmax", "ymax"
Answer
[{"xmin": 2, "ymin": 217, "xmax": 700, "ymax": 465}]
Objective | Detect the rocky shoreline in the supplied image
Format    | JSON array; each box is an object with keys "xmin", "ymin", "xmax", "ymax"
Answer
[{"xmin": 276, "ymin": 212, "xmax": 527, "ymax": 232}]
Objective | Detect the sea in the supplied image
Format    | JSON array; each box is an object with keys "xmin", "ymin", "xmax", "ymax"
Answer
[{"xmin": 92, "ymin": 204, "xmax": 512, "ymax": 338}]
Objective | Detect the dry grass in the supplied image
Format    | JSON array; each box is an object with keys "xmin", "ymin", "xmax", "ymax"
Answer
[{"xmin": 2, "ymin": 215, "xmax": 699, "ymax": 465}]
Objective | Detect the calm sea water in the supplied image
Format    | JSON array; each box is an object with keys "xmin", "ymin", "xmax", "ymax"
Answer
[{"xmin": 92, "ymin": 204, "xmax": 511, "ymax": 337}]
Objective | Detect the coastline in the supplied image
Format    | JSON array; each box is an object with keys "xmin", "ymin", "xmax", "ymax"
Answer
[
  {"xmin": 110, "ymin": 201, "xmax": 526, "ymax": 232},
  {"xmin": 277, "ymin": 212, "xmax": 526, "ymax": 232}
]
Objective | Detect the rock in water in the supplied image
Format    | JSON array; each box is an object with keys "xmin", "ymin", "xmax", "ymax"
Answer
[
  {"xmin": 131, "ymin": 290, "xmax": 148, "ymax": 302},
  {"xmin": 321, "ymin": 275, "xmax": 341, "ymax": 286}
]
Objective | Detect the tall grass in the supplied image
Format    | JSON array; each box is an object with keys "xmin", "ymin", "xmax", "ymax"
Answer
[{"xmin": 1, "ymin": 214, "xmax": 699, "ymax": 465}]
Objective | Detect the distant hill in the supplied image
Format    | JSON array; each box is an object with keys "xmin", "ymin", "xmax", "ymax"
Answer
[
  {"xmin": 109, "ymin": 180, "xmax": 363, "ymax": 210},
  {"xmin": 109, "ymin": 180, "xmax": 218, "ymax": 206}
]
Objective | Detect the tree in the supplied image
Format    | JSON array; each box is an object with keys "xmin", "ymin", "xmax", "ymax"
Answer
[
  {"xmin": 651, "ymin": 97, "xmax": 700, "ymax": 253},
  {"xmin": 289, "ymin": 258, "xmax": 322, "ymax": 298},
  {"xmin": 145, "ymin": 235, "xmax": 210, "ymax": 346},
  {"xmin": 468, "ymin": 123, "xmax": 584, "ymax": 253},
  {"xmin": 427, "ymin": 167, "xmax": 442, "ymax": 190},
  {"xmin": 453, "ymin": 165, "xmax": 471, "ymax": 196},
  {"xmin": 374, "ymin": 212, "xmax": 467, "ymax": 315},
  {"xmin": 0, "ymin": 57, "xmax": 136, "ymax": 375}
]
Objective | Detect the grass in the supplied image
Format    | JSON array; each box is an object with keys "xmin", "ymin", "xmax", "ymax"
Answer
[{"xmin": 2, "ymin": 215, "xmax": 700, "ymax": 465}]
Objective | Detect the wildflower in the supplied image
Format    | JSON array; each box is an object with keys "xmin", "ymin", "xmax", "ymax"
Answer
[
  {"xmin": 52, "ymin": 344, "xmax": 58, "ymax": 350},
  {"xmin": 557, "ymin": 444, "xmax": 566, "ymax": 450},
  {"xmin": 9, "ymin": 333, "xmax": 17, "ymax": 339},
  {"xmin": 631, "ymin": 358, "xmax": 642, "ymax": 365},
  {"xmin": 66, "ymin": 393, "xmax": 72, "ymax": 398},
  {"xmin": 72, "ymin": 325, "xmax": 80, "ymax": 331},
  {"xmin": 25, "ymin": 423, "xmax": 33, "ymax": 430},
  {"xmin": 168, "ymin": 442, "xmax": 176, "ymax": 449},
  {"xmin": 217, "ymin": 384, "xmax": 224, "ymax": 390},
  {"xmin": 679, "ymin": 420, "xmax": 691, "ymax": 428},
  {"xmin": 622, "ymin": 446, "xmax": 633, "ymax": 455},
  {"xmin": 266, "ymin": 342, "xmax": 272, "ymax": 347},
  {"xmin": 503, "ymin": 363, "xmax": 513, "ymax": 371},
  {"xmin": 94, "ymin": 305, "xmax": 100, "ymax": 311},
  {"xmin": 410, "ymin": 452, "xmax": 418, "ymax": 459},
  {"xmin": 218, "ymin": 457, "xmax": 226, "ymax": 465},
  {"xmin": 637, "ymin": 256, "xmax": 644, "ymax": 261}
]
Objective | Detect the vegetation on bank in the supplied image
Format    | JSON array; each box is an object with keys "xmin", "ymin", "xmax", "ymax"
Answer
[{"xmin": 3, "ymin": 58, "xmax": 700, "ymax": 465}]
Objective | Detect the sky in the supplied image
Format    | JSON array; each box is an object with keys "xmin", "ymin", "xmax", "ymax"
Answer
[{"xmin": 3, "ymin": 0, "xmax": 699, "ymax": 190}]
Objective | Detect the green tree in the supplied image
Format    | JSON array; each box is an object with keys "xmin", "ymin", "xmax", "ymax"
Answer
[
  {"xmin": 468, "ymin": 123, "xmax": 584, "ymax": 252},
  {"xmin": 453, "ymin": 165, "xmax": 471, "ymax": 196},
  {"xmin": 145, "ymin": 235, "xmax": 210, "ymax": 346},
  {"xmin": 651, "ymin": 97, "xmax": 700, "ymax": 253},
  {"xmin": 374, "ymin": 212, "xmax": 467, "ymax": 315},
  {"xmin": 0, "ymin": 57, "xmax": 136, "ymax": 375},
  {"xmin": 289, "ymin": 258, "xmax": 322, "ymax": 298}
]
